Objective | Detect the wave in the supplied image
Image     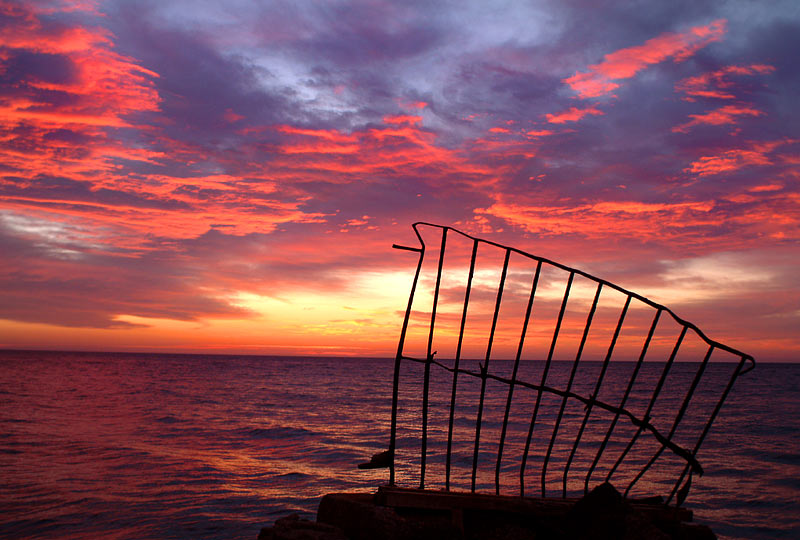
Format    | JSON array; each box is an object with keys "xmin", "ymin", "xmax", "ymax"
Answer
[{"xmin": 239, "ymin": 426, "xmax": 314, "ymax": 441}]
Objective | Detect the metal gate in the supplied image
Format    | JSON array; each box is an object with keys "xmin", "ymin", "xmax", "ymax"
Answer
[{"xmin": 379, "ymin": 222, "xmax": 754, "ymax": 507}]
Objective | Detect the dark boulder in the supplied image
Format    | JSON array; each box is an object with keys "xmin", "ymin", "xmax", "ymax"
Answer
[
  {"xmin": 318, "ymin": 493, "xmax": 461, "ymax": 540},
  {"xmin": 258, "ymin": 513, "xmax": 349, "ymax": 540},
  {"xmin": 566, "ymin": 482, "xmax": 672, "ymax": 540}
]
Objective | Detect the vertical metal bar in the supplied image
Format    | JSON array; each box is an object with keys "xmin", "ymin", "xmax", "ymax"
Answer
[
  {"xmin": 388, "ymin": 227, "xmax": 426, "ymax": 486},
  {"xmin": 471, "ymin": 247, "xmax": 511, "ymax": 492},
  {"xmin": 496, "ymin": 260, "xmax": 542, "ymax": 495},
  {"xmin": 446, "ymin": 239, "xmax": 479, "ymax": 491},
  {"xmin": 520, "ymin": 270, "xmax": 574, "ymax": 497},
  {"xmin": 624, "ymin": 344, "xmax": 713, "ymax": 497},
  {"xmin": 542, "ymin": 282, "xmax": 603, "ymax": 498},
  {"xmin": 585, "ymin": 308, "xmax": 661, "ymax": 493},
  {"xmin": 563, "ymin": 294, "xmax": 630, "ymax": 497},
  {"xmin": 420, "ymin": 228, "xmax": 447, "ymax": 489},
  {"xmin": 666, "ymin": 354, "xmax": 748, "ymax": 506},
  {"xmin": 607, "ymin": 325, "xmax": 687, "ymax": 486}
]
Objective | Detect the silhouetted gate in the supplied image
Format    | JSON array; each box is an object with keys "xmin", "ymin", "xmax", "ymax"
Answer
[{"xmin": 380, "ymin": 222, "xmax": 754, "ymax": 507}]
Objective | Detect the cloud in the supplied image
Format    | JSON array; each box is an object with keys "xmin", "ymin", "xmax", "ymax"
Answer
[
  {"xmin": 670, "ymin": 64, "xmax": 775, "ymax": 133},
  {"xmin": 546, "ymin": 106, "xmax": 604, "ymax": 124},
  {"xmin": 0, "ymin": 3, "xmax": 160, "ymax": 130},
  {"xmin": 675, "ymin": 64, "xmax": 775, "ymax": 101},
  {"xmin": 684, "ymin": 139, "xmax": 796, "ymax": 176},
  {"xmin": 383, "ymin": 114, "xmax": 423, "ymax": 126},
  {"xmin": 268, "ymin": 117, "xmax": 493, "ymax": 185},
  {"xmin": 475, "ymin": 200, "xmax": 717, "ymax": 241},
  {"xmin": 564, "ymin": 19, "xmax": 726, "ymax": 99},
  {"xmin": 477, "ymin": 188, "xmax": 800, "ymax": 251},
  {"xmin": 672, "ymin": 104, "xmax": 764, "ymax": 133},
  {"xmin": 526, "ymin": 129, "xmax": 555, "ymax": 137}
]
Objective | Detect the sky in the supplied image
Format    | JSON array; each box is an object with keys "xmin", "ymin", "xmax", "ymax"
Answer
[{"xmin": 0, "ymin": 0, "xmax": 798, "ymax": 360}]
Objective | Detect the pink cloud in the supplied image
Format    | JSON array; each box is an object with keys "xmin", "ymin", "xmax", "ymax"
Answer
[
  {"xmin": 396, "ymin": 99, "xmax": 428, "ymax": 110},
  {"xmin": 748, "ymin": 184, "xmax": 783, "ymax": 193},
  {"xmin": 383, "ymin": 114, "xmax": 423, "ymax": 125},
  {"xmin": 672, "ymin": 104, "xmax": 764, "ymax": 133},
  {"xmin": 546, "ymin": 106, "xmax": 604, "ymax": 124},
  {"xmin": 0, "ymin": 2, "xmax": 159, "ymax": 131},
  {"xmin": 526, "ymin": 129, "xmax": 555, "ymax": 137},
  {"xmin": 476, "ymin": 190, "xmax": 800, "ymax": 250},
  {"xmin": 686, "ymin": 149, "xmax": 770, "ymax": 176},
  {"xmin": 675, "ymin": 64, "xmax": 775, "ymax": 101},
  {"xmin": 0, "ymin": 109, "xmax": 497, "ymax": 250},
  {"xmin": 223, "ymin": 108, "xmax": 245, "ymax": 123},
  {"xmin": 565, "ymin": 20, "xmax": 727, "ymax": 99},
  {"xmin": 684, "ymin": 140, "xmax": 795, "ymax": 177},
  {"xmin": 670, "ymin": 64, "xmax": 775, "ymax": 133},
  {"xmin": 475, "ymin": 200, "xmax": 717, "ymax": 240}
]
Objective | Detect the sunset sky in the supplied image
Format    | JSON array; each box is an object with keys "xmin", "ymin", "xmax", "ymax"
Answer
[{"xmin": 1, "ymin": 0, "xmax": 798, "ymax": 360}]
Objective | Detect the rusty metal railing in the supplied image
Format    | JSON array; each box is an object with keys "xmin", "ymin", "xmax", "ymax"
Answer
[{"xmin": 380, "ymin": 222, "xmax": 754, "ymax": 507}]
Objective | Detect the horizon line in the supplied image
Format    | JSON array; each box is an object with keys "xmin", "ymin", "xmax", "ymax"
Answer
[{"xmin": 1, "ymin": 348, "xmax": 793, "ymax": 363}]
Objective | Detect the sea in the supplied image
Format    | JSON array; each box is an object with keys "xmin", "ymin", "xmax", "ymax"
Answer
[{"xmin": 1, "ymin": 350, "xmax": 798, "ymax": 540}]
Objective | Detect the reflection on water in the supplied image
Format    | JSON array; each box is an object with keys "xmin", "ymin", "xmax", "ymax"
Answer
[{"xmin": 0, "ymin": 351, "xmax": 797, "ymax": 540}]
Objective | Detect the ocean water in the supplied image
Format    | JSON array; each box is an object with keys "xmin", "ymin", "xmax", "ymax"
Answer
[{"xmin": 0, "ymin": 351, "xmax": 798, "ymax": 539}]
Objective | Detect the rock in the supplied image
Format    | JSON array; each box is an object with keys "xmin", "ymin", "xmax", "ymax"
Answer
[
  {"xmin": 357, "ymin": 450, "xmax": 393, "ymax": 469},
  {"xmin": 258, "ymin": 513, "xmax": 349, "ymax": 540},
  {"xmin": 318, "ymin": 493, "xmax": 462, "ymax": 540},
  {"xmin": 259, "ymin": 486, "xmax": 716, "ymax": 540},
  {"xmin": 566, "ymin": 482, "xmax": 671, "ymax": 540},
  {"xmin": 659, "ymin": 522, "xmax": 717, "ymax": 540},
  {"xmin": 461, "ymin": 512, "xmax": 541, "ymax": 540}
]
